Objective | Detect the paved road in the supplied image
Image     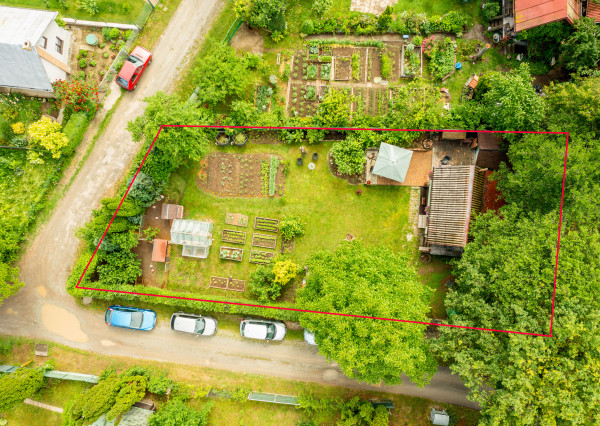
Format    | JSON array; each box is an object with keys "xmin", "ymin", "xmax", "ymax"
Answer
[{"xmin": 0, "ymin": 0, "xmax": 478, "ymax": 410}]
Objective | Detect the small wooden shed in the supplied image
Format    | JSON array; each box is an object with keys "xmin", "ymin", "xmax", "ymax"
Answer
[
  {"xmin": 424, "ymin": 165, "xmax": 485, "ymax": 256},
  {"xmin": 161, "ymin": 204, "xmax": 183, "ymax": 220},
  {"xmin": 151, "ymin": 239, "xmax": 168, "ymax": 263},
  {"xmin": 476, "ymin": 132, "xmax": 510, "ymax": 171}
]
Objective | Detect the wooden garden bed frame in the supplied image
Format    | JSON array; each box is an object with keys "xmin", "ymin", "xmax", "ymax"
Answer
[
  {"xmin": 249, "ymin": 250, "xmax": 275, "ymax": 265},
  {"xmin": 225, "ymin": 212, "xmax": 249, "ymax": 227},
  {"xmin": 219, "ymin": 246, "xmax": 244, "ymax": 262},
  {"xmin": 254, "ymin": 216, "xmax": 279, "ymax": 233},
  {"xmin": 209, "ymin": 276, "xmax": 246, "ymax": 292},
  {"xmin": 222, "ymin": 229, "xmax": 247, "ymax": 245},
  {"xmin": 252, "ymin": 233, "xmax": 277, "ymax": 249}
]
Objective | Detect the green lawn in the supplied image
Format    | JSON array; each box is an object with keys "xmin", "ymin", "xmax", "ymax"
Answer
[
  {"xmin": 0, "ymin": 0, "xmax": 143, "ymax": 24},
  {"xmin": 166, "ymin": 141, "xmax": 413, "ymax": 302},
  {"xmin": 392, "ymin": 0, "xmax": 480, "ymax": 20}
]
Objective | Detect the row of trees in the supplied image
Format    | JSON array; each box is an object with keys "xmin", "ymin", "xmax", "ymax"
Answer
[{"xmin": 432, "ymin": 75, "xmax": 600, "ymax": 424}]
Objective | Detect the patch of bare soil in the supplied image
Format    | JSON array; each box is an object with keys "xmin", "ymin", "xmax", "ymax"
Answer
[
  {"xmin": 198, "ymin": 153, "xmax": 286, "ymax": 197},
  {"xmin": 230, "ymin": 23, "xmax": 264, "ymax": 55},
  {"xmin": 334, "ymin": 57, "xmax": 352, "ymax": 80},
  {"xmin": 370, "ymin": 48, "xmax": 382, "ymax": 80}
]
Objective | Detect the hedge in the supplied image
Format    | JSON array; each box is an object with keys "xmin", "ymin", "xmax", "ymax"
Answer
[
  {"xmin": 307, "ymin": 39, "xmax": 385, "ymax": 48},
  {"xmin": 62, "ymin": 112, "xmax": 91, "ymax": 156},
  {"xmin": 303, "ymin": 10, "xmax": 470, "ymax": 37},
  {"xmin": 67, "ymin": 249, "xmax": 301, "ymax": 321}
]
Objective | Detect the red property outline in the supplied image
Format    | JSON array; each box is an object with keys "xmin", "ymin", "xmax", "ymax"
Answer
[{"xmin": 76, "ymin": 126, "xmax": 569, "ymax": 337}]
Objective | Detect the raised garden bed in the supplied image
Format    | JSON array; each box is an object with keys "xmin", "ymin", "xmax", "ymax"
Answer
[
  {"xmin": 252, "ymin": 233, "xmax": 277, "ymax": 249},
  {"xmin": 334, "ymin": 57, "xmax": 351, "ymax": 80},
  {"xmin": 209, "ymin": 276, "xmax": 245, "ymax": 292},
  {"xmin": 305, "ymin": 85, "xmax": 317, "ymax": 100},
  {"xmin": 225, "ymin": 212, "xmax": 248, "ymax": 227},
  {"xmin": 254, "ymin": 216, "xmax": 279, "ymax": 233},
  {"xmin": 233, "ymin": 132, "xmax": 248, "ymax": 146},
  {"xmin": 249, "ymin": 250, "xmax": 275, "ymax": 265},
  {"xmin": 401, "ymin": 44, "xmax": 423, "ymax": 77},
  {"xmin": 219, "ymin": 246, "xmax": 244, "ymax": 262},
  {"xmin": 216, "ymin": 131, "xmax": 230, "ymax": 146},
  {"xmin": 321, "ymin": 63, "xmax": 332, "ymax": 80},
  {"xmin": 281, "ymin": 236, "xmax": 295, "ymax": 254},
  {"xmin": 222, "ymin": 229, "xmax": 247, "ymax": 244}
]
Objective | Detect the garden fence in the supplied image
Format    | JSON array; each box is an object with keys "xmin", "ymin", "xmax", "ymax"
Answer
[{"xmin": 98, "ymin": 2, "xmax": 157, "ymax": 97}]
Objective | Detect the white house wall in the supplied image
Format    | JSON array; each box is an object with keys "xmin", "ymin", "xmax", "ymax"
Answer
[{"xmin": 38, "ymin": 20, "xmax": 72, "ymax": 83}]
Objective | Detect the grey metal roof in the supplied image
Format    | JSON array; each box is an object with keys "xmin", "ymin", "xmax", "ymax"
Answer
[
  {"xmin": 0, "ymin": 6, "xmax": 57, "ymax": 45},
  {"xmin": 0, "ymin": 7, "xmax": 55, "ymax": 92},
  {"xmin": 0, "ymin": 44, "xmax": 53, "ymax": 91}
]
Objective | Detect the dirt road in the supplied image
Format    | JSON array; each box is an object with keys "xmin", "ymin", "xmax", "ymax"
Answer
[{"xmin": 0, "ymin": 0, "xmax": 477, "ymax": 410}]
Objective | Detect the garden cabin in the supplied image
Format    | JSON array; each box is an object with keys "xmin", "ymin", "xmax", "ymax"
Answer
[
  {"xmin": 475, "ymin": 132, "xmax": 510, "ymax": 171},
  {"xmin": 421, "ymin": 165, "xmax": 485, "ymax": 257},
  {"xmin": 0, "ymin": 6, "xmax": 72, "ymax": 97},
  {"xmin": 170, "ymin": 219, "xmax": 214, "ymax": 259}
]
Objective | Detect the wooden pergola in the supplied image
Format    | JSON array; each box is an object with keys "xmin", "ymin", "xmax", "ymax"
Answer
[{"xmin": 423, "ymin": 165, "xmax": 485, "ymax": 256}]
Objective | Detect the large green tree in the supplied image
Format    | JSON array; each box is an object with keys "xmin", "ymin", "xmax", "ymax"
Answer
[
  {"xmin": 192, "ymin": 42, "xmax": 250, "ymax": 106},
  {"xmin": 561, "ymin": 17, "xmax": 600, "ymax": 75},
  {"xmin": 234, "ymin": 0, "xmax": 287, "ymax": 33},
  {"xmin": 297, "ymin": 241, "xmax": 437, "ymax": 386},
  {"xmin": 476, "ymin": 63, "xmax": 545, "ymax": 133},
  {"xmin": 432, "ymin": 209, "xmax": 600, "ymax": 425}
]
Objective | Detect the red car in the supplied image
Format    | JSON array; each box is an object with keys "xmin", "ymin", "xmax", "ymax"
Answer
[{"xmin": 116, "ymin": 46, "xmax": 152, "ymax": 91}]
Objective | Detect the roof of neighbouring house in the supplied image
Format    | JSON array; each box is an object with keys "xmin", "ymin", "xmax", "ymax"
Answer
[
  {"xmin": 426, "ymin": 165, "xmax": 485, "ymax": 248},
  {"xmin": 0, "ymin": 6, "xmax": 56, "ymax": 92},
  {"xmin": 587, "ymin": 1, "xmax": 600, "ymax": 22},
  {"xmin": 151, "ymin": 239, "xmax": 168, "ymax": 262},
  {"xmin": 514, "ymin": 0, "xmax": 581, "ymax": 31},
  {"xmin": 161, "ymin": 203, "xmax": 184, "ymax": 220},
  {"xmin": 372, "ymin": 142, "xmax": 413, "ymax": 183}
]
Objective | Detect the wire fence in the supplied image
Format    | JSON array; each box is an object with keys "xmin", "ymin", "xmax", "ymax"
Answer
[{"xmin": 98, "ymin": 2, "xmax": 157, "ymax": 97}]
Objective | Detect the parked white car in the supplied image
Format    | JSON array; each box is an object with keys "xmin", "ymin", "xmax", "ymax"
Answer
[
  {"xmin": 239, "ymin": 318, "xmax": 286, "ymax": 341},
  {"xmin": 170, "ymin": 312, "xmax": 218, "ymax": 336}
]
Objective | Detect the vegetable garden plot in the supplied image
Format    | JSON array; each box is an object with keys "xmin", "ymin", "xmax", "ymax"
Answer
[
  {"xmin": 249, "ymin": 250, "xmax": 275, "ymax": 265},
  {"xmin": 219, "ymin": 246, "xmax": 244, "ymax": 261},
  {"xmin": 254, "ymin": 217, "xmax": 279, "ymax": 232},
  {"xmin": 334, "ymin": 57, "xmax": 351, "ymax": 80},
  {"xmin": 401, "ymin": 44, "xmax": 423, "ymax": 77},
  {"xmin": 209, "ymin": 276, "xmax": 245, "ymax": 292},
  {"xmin": 252, "ymin": 233, "xmax": 277, "ymax": 249},
  {"xmin": 222, "ymin": 229, "xmax": 247, "ymax": 244}
]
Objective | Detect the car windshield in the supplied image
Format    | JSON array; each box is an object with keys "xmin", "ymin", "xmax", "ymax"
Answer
[
  {"xmin": 194, "ymin": 318, "xmax": 205, "ymax": 334},
  {"xmin": 127, "ymin": 55, "xmax": 143, "ymax": 66},
  {"xmin": 266, "ymin": 324, "xmax": 276, "ymax": 340},
  {"xmin": 130, "ymin": 312, "xmax": 143, "ymax": 328},
  {"xmin": 116, "ymin": 76, "xmax": 129, "ymax": 87}
]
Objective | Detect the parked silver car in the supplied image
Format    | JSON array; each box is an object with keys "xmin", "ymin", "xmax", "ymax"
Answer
[
  {"xmin": 170, "ymin": 312, "xmax": 218, "ymax": 336},
  {"xmin": 239, "ymin": 318, "xmax": 286, "ymax": 341}
]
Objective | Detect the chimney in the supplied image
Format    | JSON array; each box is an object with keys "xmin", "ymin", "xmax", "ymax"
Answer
[{"xmin": 22, "ymin": 40, "xmax": 32, "ymax": 50}]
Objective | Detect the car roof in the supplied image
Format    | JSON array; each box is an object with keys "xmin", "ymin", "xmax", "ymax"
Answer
[
  {"xmin": 244, "ymin": 322, "xmax": 268, "ymax": 339},
  {"xmin": 118, "ymin": 61, "xmax": 137, "ymax": 80},
  {"xmin": 110, "ymin": 310, "xmax": 132, "ymax": 327},
  {"xmin": 173, "ymin": 316, "xmax": 200, "ymax": 333}
]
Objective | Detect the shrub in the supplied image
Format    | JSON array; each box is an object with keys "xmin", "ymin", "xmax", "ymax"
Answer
[
  {"xmin": 109, "ymin": 27, "xmax": 121, "ymax": 40},
  {"xmin": 27, "ymin": 116, "xmax": 69, "ymax": 162},
  {"xmin": 0, "ymin": 367, "xmax": 45, "ymax": 412},
  {"xmin": 481, "ymin": 1, "xmax": 501, "ymax": 22},
  {"xmin": 380, "ymin": 53, "xmax": 391, "ymax": 79},
  {"xmin": 248, "ymin": 265, "xmax": 281, "ymax": 302},
  {"xmin": 312, "ymin": 0, "xmax": 332, "ymax": 15},
  {"xmin": 279, "ymin": 216, "xmax": 306, "ymax": 241},
  {"xmin": 150, "ymin": 399, "xmax": 213, "ymax": 426},
  {"xmin": 78, "ymin": 49, "xmax": 88, "ymax": 58},
  {"xmin": 301, "ymin": 20, "xmax": 315, "ymax": 35},
  {"xmin": 62, "ymin": 111, "xmax": 91, "ymax": 156},
  {"xmin": 127, "ymin": 171, "xmax": 159, "ymax": 207},
  {"xmin": 124, "ymin": 29, "xmax": 133, "ymax": 40},
  {"xmin": 103, "ymin": 52, "xmax": 109, "ymax": 58},
  {"xmin": 330, "ymin": 134, "xmax": 366, "ymax": 175},
  {"xmin": 122, "ymin": 2, "xmax": 132, "ymax": 13},
  {"xmin": 79, "ymin": 58, "xmax": 88, "ymax": 68},
  {"xmin": 11, "ymin": 122, "xmax": 25, "ymax": 135},
  {"xmin": 52, "ymin": 79, "xmax": 100, "ymax": 118},
  {"xmin": 102, "ymin": 26, "xmax": 112, "ymax": 40},
  {"xmin": 77, "ymin": 0, "xmax": 99, "ymax": 16},
  {"xmin": 272, "ymin": 259, "xmax": 299, "ymax": 286},
  {"xmin": 90, "ymin": 60, "xmax": 97, "ymax": 67}
]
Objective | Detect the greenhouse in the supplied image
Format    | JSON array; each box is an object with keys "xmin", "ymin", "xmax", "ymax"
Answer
[{"xmin": 170, "ymin": 219, "xmax": 214, "ymax": 259}]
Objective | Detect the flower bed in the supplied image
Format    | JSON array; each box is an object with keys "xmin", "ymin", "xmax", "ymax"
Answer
[
  {"xmin": 222, "ymin": 229, "xmax": 247, "ymax": 244},
  {"xmin": 225, "ymin": 212, "xmax": 248, "ymax": 227},
  {"xmin": 252, "ymin": 233, "xmax": 277, "ymax": 249},
  {"xmin": 424, "ymin": 37, "xmax": 455, "ymax": 80},
  {"xmin": 219, "ymin": 246, "xmax": 244, "ymax": 261},
  {"xmin": 249, "ymin": 250, "xmax": 275, "ymax": 265},
  {"xmin": 254, "ymin": 217, "xmax": 279, "ymax": 233}
]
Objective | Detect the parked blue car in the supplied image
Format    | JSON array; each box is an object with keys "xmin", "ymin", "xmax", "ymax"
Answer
[{"xmin": 105, "ymin": 305, "xmax": 156, "ymax": 331}]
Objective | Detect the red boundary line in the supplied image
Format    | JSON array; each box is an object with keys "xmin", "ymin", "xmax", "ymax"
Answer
[{"xmin": 76, "ymin": 125, "xmax": 569, "ymax": 337}]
